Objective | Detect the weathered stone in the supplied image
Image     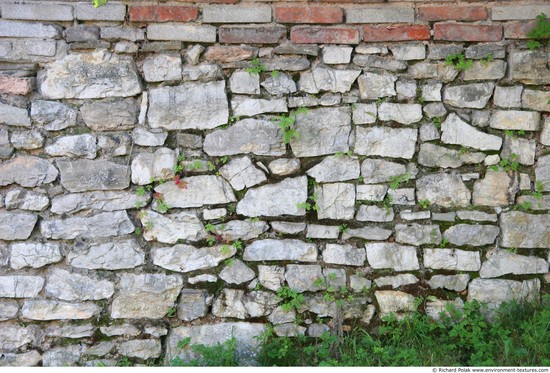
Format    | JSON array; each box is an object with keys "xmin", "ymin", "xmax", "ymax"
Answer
[
  {"xmin": 0, "ymin": 350, "xmax": 41, "ymax": 366},
  {"xmin": 118, "ymin": 339, "xmax": 162, "ymax": 360},
  {"xmin": 51, "ymin": 190, "xmax": 149, "ymax": 214},
  {"xmin": 268, "ymin": 158, "xmax": 301, "ymax": 176},
  {"xmin": 473, "ymin": 171, "xmax": 516, "ymax": 207},
  {"xmin": 258, "ymin": 265, "xmax": 285, "ymax": 291},
  {"xmin": 229, "ymin": 70, "xmax": 260, "ymax": 94},
  {"xmin": 22, "ymin": 300, "xmax": 100, "ymax": 320},
  {"xmin": 285, "ymin": 264, "xmax": 324, "ymax": 293},
  {"xmin": 322, "ymin": 46, "xmax": 352, "ymax": 64},
  {"xmin": 0, "ymin": 275, "xmax": 44, "ymax": 298},
  {"xmin": 10, "ymin": 242, "xmax": 62, "ymax": 269},
  {"xmin": 268, "ymin": 306, "xmax": 295, "ymax": 325},
  {"xmin": 83, "ymin": 342, "xmax": 114, "ymax": 357},
  {"xmin": 361, "ymin": 159, "xmax": 407, "ymax": 184},
  {"xmin": 143, "ymin": 54, "xmax": 181, "ymax": 82},
  {"xmin": 400, "ymin": 210, "xmax": 430, "ymax": 221},
  {"xmin": 111, "ymin": 273, "xmax": 183, "ymax": 319},
  {"xmin": 396, "ymin": 224, "xmax": 441, "ymax": 246},
  {"xmin": 352, "ymin": 103, "xmax": 377, "ymax": 124},
  {"xmin": 177, "ymin": 289, "xmax": 211, "ymax": 322},
  {"xmin": 342, "ymin": 226, "xmax": 392, "ymax": 241},
  {"xmin": 41, "ymin": 211, "xmax": 134, "ymax": 240},
  {"xmin": 10, "ymin": 130, "xmax": 44, "ymax": 150},
  {"xmin": 315, "ymin": 183, "xmax": 355, "ymax": 220},
  {"xmin": 408, "ymin": 61, "xmax": 458, "ymax": 81},
  {"xmin": 306, "ymin": 156, "xmax": 360, "ymax": 183},
  {"xmin": 182, "ymin": 64, "xmax": 223, "ymax": 82},
  {"xmin": 516, "ymin": 194, "xmax": 550, "ymax": 211},
  {"xmin": 5, "ymin": 189, "xmax": 49, "ymax": 211},
  {"xmin": 232, "ymin": 96, "xmax": 287, "ymax": 117},
  {"xmin": 39, "ymin": 51, "xmax": 141, "ymax": 99},
  {"xmin": 244, "ymin": 239, "xmax": 317, "ymax": 262},
  {"xmin": 423, "ymin": 103, "xmax": 447, "ymax": 119},
  {"xmin": 152, "ymin": 244, "xmax": 235, "ymax": 273},
  {"xmin": 97, "ymin": 133, "xmax": 131, "ymax": 157},
  {"xmin": 0, "ymin": 211, "xmax": 37, "ymax": 241},
  {"xmin": 45, "ymin": 268, "xmax": 114, "ymax": 302},
  {"xmin": 0, "ymin": 102, "xmax": 30, "ymax": 127},
  {"xmin": 80, "ymin": 99, "xmax": 138, "ymax": 131},
  {"xmin": 416, "ymin": 173, "xmax": 470, "ymax": 208},
  {"xmin": 378, "ymin": 103, "xmax": 422, "ymax": 125},
  {"xmin": 217, "ymin": 157, "xmax": 266, "ymax": 191},
  {"xmin": 391, "ymin": 43, "xmax": 425, "ymax": 60},
  {"xmin": 0, "ymin": 300, "xmax": 19, "ymax": 321},
  {"xmin": 58, "ymin": 159, "xmax": 129, "ymax": 192},
  {"xmin": 131, "ymin": 148, "xmax": 176, "ymax": 185},
  {"xmin": 0, "ymin": 128, "xmax": 13, "ymax": 159},
  {"xmin": 522, "ymin": 89, "xmax": 550, "ymax": 112},
  {"xmin": 323, "ymin": 244, "xmax": 365, "ymax": 266},
  {"xmin": 494, "ymin": 86, "xmax": 523, "ymax": 108},
  {"xmin": 0, "ymin": 156, "xmax": 58, "ymax": 187},
  {"xmin": 220, "ymin": 260, "xmax": 256, "ymax": 285},
  {"xmin": 204, "ymin": 45, "xmax": 256, "ymax": 63},
  {"xmin": 204, "ymin": 119, "xmax": 285, "ymax": 157},
  {"xmin": 46, "ymin": 324, "xmax": 95, "ymax": 339},
  {"xmin": 444, "ymin": 224, "xmax": 499, "ymax": 247},
  {"xmin": 68, "ymin": 239, "xmax": 145, "ymax": 270},
  {"xmin": 489, "ymin": 110, "xmax": 540, "ymax": 131},
  {"xmin": 355, "ymin": 45, "xmax": 388, "ymax": 55},
  {"xmin": 508, "ymin": 50, "xmax": 550, "ymax": 85},
  {"xmin": 375, "ymin": 290, "xmax": 415, "ymax": 319},
  {"xmin": 462, "ymin": 60, "xmax": 506, "ymax": 81},
  {"xmin": 374, "ymin": 274, "xmax": 419, "ymax": 289},
  {"xmin": 215, "ymin": 220, "xmax": 269, "ymax": 241},
  {"xmin": 356, "ymin": 205, "xmax": 394, "ymax": 222},
  {"xmin": 140, "ymin": 210, "xmax": 205, "ymax": 244},
  {"xmin": 166, "ymin": 323, "xmax": 265, "ymax": 366},
  {"xmin": 271, "ymin": 221, "xmax": 306, "ymax": 235},
  {"xmin": 468, "ymin": 278, "xmax": 540, "ymax": 311},
  {"xmin": 261, "ymin": 73, "xmax": 297, "ymax": 96},
  {"xmin": 536, "ymin": 155, "xmax": 550, "ymax": 191},
  {"xmin": 45, "ymin": 134, "xmax": 97, "ymax": 159},
  {"xmin": 299, "ymin": 66, "xmax": 360, "ymax": 94},
  {"xmin": 456, "ymin": 211, "xmax": 497, "ymax": 222},
  {"xmin": 357, "ymin": 72, "xmax": 396, "ymax": 99},
  {"xmin": 244, "ymin": 291, "xmax": 279, "ymax": 318},
  {"xmin": 396, "ymin": 79, "xmax": 417, "ymax": 100},
  {"xmin": 480, "ymin": 249, "xmax": 548, "ymax": 278},
  {"xmin": 349, "ymin": 275, "xmax": 372, "ymax": 293},
  {"xmin": 212, "ymin": 289, "xmax": 247, "ymax": 319},
  {"xmin": 100, "ymin": 324, "xmax": 140, "ymax": 337},
  {"xmin": 237, "ymin": 176, "xmax": 307, "ymax": 217},
  {"xmin": 428, "ymin": 274, "xmax": 470, "ymax": 292},
  {"xmin": 356, "ymin": 184, "xmax": 388, "ymax": 201},
  {"xmin": 155, "ymin": 175, "xmax": 236, "ymax": 208},
  {"xmin": 355, "ymin": 126, "xmax": 417, "ymax": 159},
  {"xmin": 421, "ymin": 82, "xmax": 442, "ymax": 102},
  {"xmin": 424, "ymin": 249, "xmax": 481, "ymax": 271},
  {"xmin": 418, "ymin": 143, "xmax": 485, "ymax": 169},
  {"xmin": 441, "ymin": 113, "xmax": 502, "ymax": 151},
  {"xmin": 354, "ymin": 54, "xmax": 407, "ymax": 71},
  {"xmin": 306, "ymin": 224, "xmax": 340, "ymax": 239},
  {"xmin": 426, "ymin": 298, "xmax": 464, "ymax": 321},
  {"xmin": 148, "ymin": 81, "xmax": 228, "ymax": 130},
  {"xmin": 290, "ymin": 107, "xmax": 351, "ymax": 157},
  {"xmin": 42, "ymin": 346, "xmax": 81, "ymax": 367},
  {"xmin": 132, "ymin": 127, "xmax": 167, "ymax": 147},
  {"xmin": 366, "ymin": 243, "xmax": 419, "ymax": 271},
  {"xmin": 502, "ymin": 137, "xmax": 536, "ymax": 165},
  {"xmin": 500, "ymin": 212, "xmax": 550, "ymax": 248},
  {"xmin": 443, "ymin": 83, "xmax": 494, "ymax": 109}
]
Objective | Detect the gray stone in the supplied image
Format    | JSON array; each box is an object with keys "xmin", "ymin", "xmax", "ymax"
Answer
[
  {"xmin": 516, "ymin": 195, "xmax": 550, "ymax": 211},
  {"xmin": 152, "ymin": 244, "xmax": 235, "ymax": 273},
  {"xmin": 0, "ymin": 156, "xmax": 58, "ymax": 187},
  {"xmin": 46, "ymin": 324, "xmax": 95, "ymax": 339},
  {"xmin": 468, "ymin": 278, "xmax": 540, "ymax": 312},
  {"xmin": 0, "ymin": 211, "xmax": 37, "ymax": 240},
  {"xmin": 418, "ymin": 143, "xmax": 485, "ymax": 169},
  {"xmin": 396, "ymin": 79, "xmax": 417, "ymax": 100},
  {"xmin": 51, "ymin": 190, "xmax": 149, "ymax": 214},
  {"xmin": 39, "ymin": 51, "xmax": 141, "ymax": 99},
  {"xmin": 536, "ymin": 155, "xmax": 550, "ymax": 191},
  {"xmin": 443, "ymin": 83, "xmax": 494, "ymax": 109},
  {"xmin": 299, "ymin": 66, "xmax": 360, "ymax": 94},
  {"xmin": 502, "ymin": 137, "xmax": 536, "ymax": 165},
  {"xmin": 97, "ymin": 133, "xmax": 131, "ymax": 156},
  {"xmin": 390, "ymin": 44, "xmax": 425, "ymax": 60},
  {"xmin": 444, "ymin": 224, "xmax": 499, "ymax": 247},
  {"xmin": 473, "ymin": 171, "xmax": 516, "ymax": 207},
  {"xmin": 231, "ymin": 96, "xmax": 288, "ymax": 117},
  {"xmin": 416, "ymin": 173, "xmax": 470, "ymax": 208},
  {"xmin": 244, "ymin": 291, "xmax": 279, "ymax": 318},
  {"xmin": 131, "ymin": 148, "xmax": 176, "ymax": 185},
  {"xmin": 132, "ymin": 127, "xmax": 167, "ymax": 146},
  {"xmin": 274, "ymin": 324, "xmax": 306, "ymax": 337},
  {"xmin": 323, "ymin": 46, "xmax": 353, "ymax": 64},
  {"xmin": 45, "ymin": 134, "xmax": 97, "ymax": 158},
  {"xmin": 350, "ymin": 275, "xmax": 372, "ymax": 293},
  {"xmin": 480, "ymin": 249, "xmax": 548, "ymax": 278},
  {"xmin": 0, "ymin": 350, "xmax": 41, "ymax": 367},
  {"xmin": 355, "ymin": 44, "xmax": 388, "ymax": 54},
  {"xmin": 212, "ymin": 289, "xmax": 247, "ymax": 319},
  {"xmin": 456, "ymin": 211, "xmax": 497, "ymax": 222},
  {"xmin": 64, "ymin": 25, "xmax": 98, "ymax": 42},
  {"xmin": 271, "ymin": 221, "xmax": 306, "ymax": 234},
  {"xmin": 261, "ymin": 73, "xmax": 297, "ymax": 96},
  {"xmin": 361, "ymin": 159, "xmax": 407, "ymax": 184},
  {"xmin": 244, "ymin": 239, "xmax": 317, "ymax": 262},
  {"xmin": 500, "ymin": 212, "xmax": 550, "ymax": 248},
  {"xmin": 462, "ymin": 60, "xmax": 506, "ymax": 81},
  {"xmin": 101, "ymin": 26, "xmax": 144, "ymax": 42},
  {"xmin": 290, "ymin": 107, "xmax": 351, "ymax": 157},
  {"xmin": 182, "ymin": 64, "xmax": 223, "ymax": 82},
  {"xmin": 111, "ymin": 273, "xmax": 183, "ymax": 319},
  {"xmin": 10, "ymin": 242, "xmax": 62, "ymax": 269},
  {"xmin": 352, "ymin": 103, "xmax": 377, "ymax": 124},
  {"xmin": 42, "ymin": 346, "xmax": 81, "ymax": 367},
  {"xmin": 375, "ymin": 290, "xmax": 416, "ymax": 319},
  {"xmin": 378, "ymin": 103, "xmax": 422, "ymax": 125},
  {"xmin": 540, "ymin": 117, "xmax": 550, "ymax": 146},
  {"xmin": 143, "ymin": 54, "xmax": 182, "ymax": 82},
  {"xmin": 22, "ymin": 300, "xmax": 100, "ymax": 320},
  {"xmin": 354, "ymin": 54, "xmax": 407, "ymax": 71},
  {"xmin": 426, "ymin": 298, "xmax": 464, "ymax": 321},
  {"xmin": 306, "ymin": 156, "xmax": 360, "ymax": 183},
  {"xmin": 219, "ymin": 157, "xmax": 267, "ymax": 191},
  {"xmin": 342, "ymin": 226, "xmax": 392, "ymax": 241},
  {"xmin": 220, "ymin": 260, "xmax": 256, "ymax": 284},
  {"xmin": 522, "ymin": 89, "xmax": 550, "ymax": 112},
  {"xmin": 356, "ymin": 205, "xmax": 394, "ymax": 222},
  {"xmin": 215, "ymin": 220, "xmax": 269, "ymax": 241},
  {"xmin": 230, "ymin": 70, "xmax": 260, "ymax": 94},
  {"xmin": 396, "ymin": 224, "xmax": 441, "ymax": 246},
  {"xmin": 408, "ymin": 61, "xmax": 458, "ymax": 82},
  {"xmin": 357, "ymin": 72, "xmax": 396, "ymax": 99},
  {"xmin": 355, "ymin": 126, "xmax": 417, "ymax": 159},
  {"xmin": 356, "ymin": 184, "xmax": 388, "ymax": 201},
  {"xmin": 80, "ymin": 99, "xmax": 138, "ymax": 131},
  {"xmin": 400, "ymin": 210, "xmax": 431, "ymax": 221},
  {"xmin": 10, "ymin": 130, "xmax": 44, "ymax": 149},
  {"xmin": 140, "ymin": 210, "xmax": 205, "ymax": 244},
  {"xmin": 306, "ymin": 224, "xmax": 340, "ymax": 239},
  {"xmin": 489, "ymin": 110, "xmax": 540, "ymax": 132},
  {"xmin": 0, "ymin": 129, "xmax": 13, "ymax": 159},
  {"xmin": 0, "ymin": 276, "xmax": 44, "ymax": 298},
  {"xmin": 177, "ymin": 289, "xmax": 211, "ymax": 321},
  {"xmin": 155, "ymin": 175, "xmax": 236, "ymax": 208},
  {"xmin": 237, "ymin": 176, "xmax": 307, "ymax": 217},
  {"xmin": 508, "ymin": 50, "xmax": 550, "ymax": 85},
  {"xmin": 119, "ymin": 339, "xmax": 162, "ymax": 360},
  {"xmin": 268, "ymin": 306, "xmax": 295, "ymax": 325},
  {"xmin": 315, "ymin": 182, "xmax": 355, "ymax": 220},
  {"xmin": 421, "ymin": 82, "xmax": 442, "ymax": 101},
  {"xmin": 83, "ymin": 342, "xmax": 114, "ymax": 357},
  {"xmin": 165, "ymin": 323, "xmax": 265, "ymax": 366},
  {"xmin": 204, "ymin": 119, "xmax": 285, "ymax": 156},
  {"xmin": 67, "ymin": 239, "xmax": 145, "ymax": 270},
  {"xmin": 0, "ymin": 324, "xmax": 39, "ymax": 351},
  {"xmin": 374, "ymin": 274, "xmax": 419, "ymax": 289},
  {"xmin": 424, "ymin": 249, "xmax": 481, "ymax": 271},
  {"xmin": 285, "ymin": 264, "xmax": 324, "ymax": 293},
  {"xmin": 45, "ymin": 268, "xmax": 114, "ymax": 301},
  {"xmin": 366, "ymin": 243, "xmax": 419, "ymax": 271},
  {"xmin": 423, "ymin": 103, "xmax": 447, "ymax": 118},
  {"xmin": 428, "ymin": 44, "xmax": 464, "ymax": 60},
  {"xmin": 493, "ymin": 86, "xmax": 523, "ymax": 108},
  {"xmin": 441, "ymin": 113, "xmax": 502, "ymax": 151},
  {"xmin": 58, "ymin": 159, "xmax": 129, "ymax": 192},
  {"xmin": 388, "ymin": 188, "xmax": 415, "ymax": 206},
  {"xmin": 323, "ymin": 244, "xmax": 366, "ymax": 266},
  {"xmin": 148, "ymin": 81, "xmax": 228, "ymax": 130},
  {"xmin": 268, "ymin": 158, "xmax": 301, "ymax": 176},
  {"xmin": 5, "ymin": 189, "xmax": 49, "ymax": 211},
  {"xmin": 41, "ymin": 211, "xmax": 133, "ymax": 240},
  {"xmin": 100, "ymin": 324, "xmax": 140, "ymax": 337},
  {"xmin": 258, "ymin": 265, "xmax": 285, "ymax": 291},
  {"xmin": 428, "ymin": 274, "xmax": 470, "ymax": 292},
  {"xmin": 0, "ymin": 300, "xmax": 19, "ymax": 320}
]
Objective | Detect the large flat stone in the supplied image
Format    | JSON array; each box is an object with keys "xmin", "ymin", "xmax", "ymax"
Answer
[
  {"xmin": 67, "ymin": 239, "xmax": 145, "ymax": 270},
  {"xmin": 443, "ymin": 83, "xmax": 494, "ymax": 109},
  {"xmin": 355, "ymin": 127, "xmax": 417, "ymax": 159},
  {"xmin": 315, "ymin": 182, "xmax": 355, "ymax": 220},
  {"xmin": 152, "ymin": 244, "xmax": 236, "ymax": 273},
  {"xmin": 0, "ymin": 156, "xmax": 58, "ymax": 187},
  {"xmin": 155, "ymin": 175, "xmax": 236, "ymax": 208},
  {"xmin": 10, "ymin": 242, "xmax": 62, "ymax": 269},
  {"xmin": 57, "ymin": 159, "xmax": 129, "ymax": 192},
  {"xmin": 443, "ymin": 224, "xmax": 499, "ymax": 247},
  {"xmin": 22, "ymin": 300, "xmax": 101, "ymax": 320},
  {"xmin": 468, "ymin": 278, "xmax": 540, "ymax": 311},
  {"xmin": 418, "ymin": 143, "xmax": 485, "ymax": 169},
  {"xmin": 80, "ymin": 99, "xmax": 138, "ymax": 131},
  {"xmin": 365, "ymin": 243, "xmax": 419, "ymax": 271},
  {"xmin": 424, "ymin": 248, "xmax": 481, "ymax": 271},
  {"xmin": 0, "ymin": 276, "xmax": 44, "ymax": 298},
  {"xmin": 139, "ymin": 210, "xmax": 206, "ymax": 244},
  {"xmin": 508, "ymin": 50, "xmax": 550, "ymax": 85},
  {"xmin": 243, "ymin": 239, "xmax": 317, "ymax": 262},
  {"xmin": 45, "ymin": 268, "xmax": 114, "ymax": 301},
  {"xmin": 51, "ymin": 191, "xmax": 149, "ymax": 214},
  {"xmin": 441, "ymin": 113, "xmax": 502, "ymax": 151},
  {"xmin": 480, "ymin": 249, "xmax": 548, "ymax": 278},
  {"xmin": 499, "ymin": 212, "xmax": 550, "ymax": 248},
  {"xmin": 416, "ymin": 173, "xmax": 471, "ymax": 208},
  {"xmin": 0, "ymin": 211, "xmax": 37, "ymax": 240},
  {"xmin": 489, "ymin": 110, "xmax": 540, "ymax": 131},
  {"xmin": 41, "ymin": 211, "xmax": 134, "ymax": 240}
]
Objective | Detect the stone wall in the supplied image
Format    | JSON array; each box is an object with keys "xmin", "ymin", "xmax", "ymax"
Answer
[{"xmin": 0, "ymin": 0, "xmax": 549, "ymax": 366}]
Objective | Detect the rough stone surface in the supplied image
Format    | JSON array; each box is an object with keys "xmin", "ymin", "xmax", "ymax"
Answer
[
  {"xmin": 480, "ymin": 249, "xmax": 548, "ymax": 278},
  {"xmin": 355, "ymin": 127, "xmax": 417, "ymax": 159},
  {"xmin": 5, "ymin": 189, "xmax": 49, "ymax": 211},
  {"xmin": 155, "ymin": 175, "xmax": 236, "ymax": 208},
  {"xmin": 220, "ymin": 260, "xmax": 256, "ymax": 284},
  {"xmin": 0, "ymin": 156, "xmax": 58, "ymax": 187},
  {"xmin": 10, "ymin": 242, "xmax": 62, "ymax": 269},
  {"xmin": 45, "ymin": 134, "xmax": 97, "ymax": 159},
  {"xmin": 80, "ymin": 99, "xmax": 138, "ymax": 131},
  {"xmin": 473, "ymin": 171, "xmax": 516, "ymax": 207},
  {"xmin": 306, "ymin": 156, "xmax": 360, "ymax": 182},
  {"xmin": 219, "ymin": 157, "xmax": 267, "ymax": 190},
  {"xmin": 365, "ymin": 243, "xmax": 419, "ymax": 271},
  {"xmin": 361, "ymin": 159, "xmax": 407, "ymax": 184},
  {"xmin": 468, "ymin": 278, "xmax": 540, "ymax": 311},
  {"xmin": 428, "ymin": 274, "xmax": 470, "ymax": 292},
  {"xmin": 441, "ymin": 113, "xmax": 502, "ymax": 151},
  {"xmin": 443, "ymin": 83, "xmax": 494, "ymax": 109},
  {"xmin": 374, "ymin": 274, "xmax": 419, "ymax": 289},
  {"xmin": 131, "ymin": 147, "xmax": 176, "ymax": 185},
  {"xmin": 396, "ymin": 224, "xmax": 441, "ymax": 246},
  {"xmin": 0, "ymin": 211, "xmax": 37, "ymax": 241},
  {"xmin": 285, "ymin": 264, "xmax": 324, "ymax": 293},
  {"xmin": 51, "ymin": 190, "xmax": 149, "ymax": 214},
  {"xmin": 244, "ymin": 239, "xmax": 317, "ymax": 262},
  {"xmin": 58, "ymin": 159, "xmax": 129, "ymax": 192},
  {"xmin": 139, "ymin": 210, "xmax": 205, "ymax": 244},
  {"xmin": 375, "ymin": 291, "xmax": 416, "ymax": 319},
  {"xmin": 418, "ymin": 143, "xmax": 485, "ymax": 169},
  {"xmin": 323, "ymin": 244, "xmax": 365, "ymax": 266},
  {"xmin": 152, "ymin": 244, "xmax": 236, "ymax": 273},
  {"xmin": 489, "ymin": 110, "xmax": 540, "ymax": 131},
  {"xmin": 443, "ymin": 224, "xmax": 500, "ymax": 247},
  {"xmin": 22, "ymin": 300, "xmax": 100, "ymax": 320},
  {"xmin": 416, "ymin": 173, "xmax": 470, "ymax": 208},
  {"xmin": 424, "ymin": 249, "xmax": 481, "ymax": 271},
  {"xmin": 67, "ymin": 240, "xmax": 145, "ymax": 270},
  {"xmin": 41, "ymin": 211, "xmax": 134, "ymax": 240},
  {"xmin": 356, "ymin": 205, "xmax": 394, "ymax": 222},
  {"xmin": 118, "ymin": 339, "xmax": 162, "ymax": 360},
  {"xmin": 499, "ymin": 212, "xmax": 550, "ymax": 248},
  {"xmin": 315, "ymin": 182, "xmax": 355, "ymax": 220},
  {"xmin": 357, "ymin": 72, "xmax": 396, "ymax": 99},
  {"xmin": 378, "ymin": 103, "xmax": 423, "ymax": 125}
]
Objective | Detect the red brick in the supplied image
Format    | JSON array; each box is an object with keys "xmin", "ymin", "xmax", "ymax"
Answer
[
  {"xmin": 504, "ymin": 20, "xmax": 537, "ymax": 39},
  {"xmin": 418, "ymin": 5, "xmax": 487, "ymax": 21},
  {"xmin": 219, "ymin": 25, "xmax": 287, "ymax": 44},
  {"xmin": 0, "ymin": 76, "xmax": 32, "ymax": 96},
  {"xmin": 363, "ymin": 25, "xmax": 430, "ymax": 42},
  {"xmin": 274, "ymin": 6, "xmax": 343, "ymax": 24},
  {"xmin": 129, "ymin": 6, "xmax": 198, "ymax": 22},
  {"xmin": 291, "ymin": 26, "xmax": 359, "ymax": 44},
  {"xmin": 434, "ymin": 23, "xmax": 502, "ymax": 42}
]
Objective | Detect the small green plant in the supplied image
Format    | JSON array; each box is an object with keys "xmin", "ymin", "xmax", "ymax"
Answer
[
  {"xmin": 527, "ymin": 13, "xmax": 550, "ymax": 50},
  {"xmin": 504, "ymin": 129, "xmax": 525, "ymax": 138},
  {"xmin": 274, "ymin": 108, "xmax": 307, "ymax": 144},
  {"xmin": 335, "ymin": 150, "xmax": 353, "ymax": 158},
  {"xmin": 156, "ymin": 200, "xmax": 170, "ymax": 213},
  {"xmin": 338, "ymin": 224, "xmax": 349, "ymax": 234},
  {"xmin": 134, "ymin": 227, "xmax": 142, "ymax": 236},
  {"xmin": 432, "ymin": 116, "xmax": 442, "ymax": 130},
  {"xmin": 232, "ymin": 239, "xmax": 243, "ymax": 252},
  {"xmin": 296, "ymin": 193, "xmax": 319, "ymax": 212},
  {"xmin": 440, "ymin": 237, "xmax": 449, "ymax": 248},
  {"xmin": 246, "ymin": 58, "xmax": 266, "ymax": 75},
  {"xmin": 166, "ymin": 307, "xmax": 177, "ymax": 317},
  {"xmin": 480, "ymin": 53, "xmax": 494, "ymax": 66},
  {"xmin": 515, "ymin": 200, "xmax": 533, "ymax": 211},
  {"xmin": 116, "ymin": 357, "xmax": 132, "ymax": 367},
  {"xmin": 418, "ymin": 199, "xmax": 431, "ymax": 209},
  {"xmin": 220, "ymin": 245, "xmax": 232, "ymax": 256},
  {"xmin": 277, "ymin": 286, "xmax": 305, "ymax": 312},
  {"xmin": 533, "ymin": 181, "xmax": 544, "ymax": 200},
  {"xmin": 171, "ymin": 336, "xmax": 239, "ymax": 367},
  {"xmin": 445, "ymin": 53, "xmax": 473, "ymax": 71},
  {"xmin": 92, "ymin": 0, "xmax": 108, "ymax": 7},
  {"xmin": 135, "ymin": 186, "xmax": 146, "ymax": 197},
  {"xmin": 381, "ymin": 194, "xmax": 393, "ymax": 210},
  {"xmin": 388, "ymin": 173, "xmax": 411, "ymax": 190},
  {"xmin": 271, "ymin": 70, "xmax": 280, "ymax": 78},
  {"xmin": 490, "ymin": 153, "xmax": 520, "ymax": 172},
  {"xmin": 358, "ymin": 175, "xmax": 365, "ymax": 183}
]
